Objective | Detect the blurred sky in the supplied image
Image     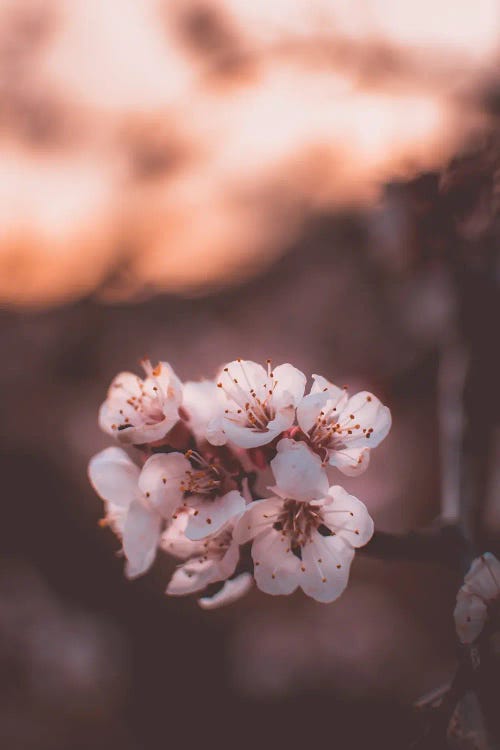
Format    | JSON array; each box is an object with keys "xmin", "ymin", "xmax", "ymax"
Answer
[{"xmin": 0, "ymin": 0, "xmax": 498, "ymax": 306}]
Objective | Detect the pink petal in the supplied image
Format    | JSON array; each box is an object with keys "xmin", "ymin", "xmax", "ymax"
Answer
[
  {"xmin": 198, "ymin": 573, "xmax": 253, "ymax": 610},
  {"xmin": 300, "ymin": 533, "xmax": 354, "ymax": 603},
  {"xmin": 233, "ymin": 497, "xmax": 283, "ymax": 545},
  {"xmin": 271, "ymin": 439, "xmax": 329, "ymax": 501},
  {"xmin": 322, "ymin": 486, "xmax": 374, "ymax": 547},
  {"xmin": 251, "ymin": 528, "xmax": 301, "ymax": 595},
  {"xmin": 88, "ymin": 447, "xmax": 139, "ymax": 507},
  {"xmin": 327, "ymin": 446, "xmax": 371, "ymax": 476},
  {"xmin": 271, "ymin": 364, "xmax": 306, "ymax": 409},
  {"xmin": 138, "ymin": 452, "xmax": 189, "ymax": 516},
  {"xmin": 454, "ymin": 592, "xmax": 488, "ymax": 644},
  {"xmin": 336, "ymin": 391, "xmax": 391, "ymax": 449},
  {"xmin": 185, "ymin": 490, "xmax": 246, "ymax": 541},
  {"xmin": 123, "ymin": 500, "xmax": 161, "ymax": 578},
  {"xmin": 463, "ymin": 553, "xmax": 500, "ymax": 601},
  {"xmin": 166, "ymin": 557, "xmax": 220, "ymax": 596}
]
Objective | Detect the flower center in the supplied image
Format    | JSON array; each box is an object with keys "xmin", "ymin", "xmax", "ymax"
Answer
[
  {"xmin": 217, "ymin": 359, "xmax": 278, "ymax": 431},
  {"xmin": 179, "ymin": 450, "xmax": 223, "ymax": 498},
  {"xmin": 273, "ymin": 499, "xmax": 325, "ymax": 552},
  {"xmin": 114, "ymin": 362, "xmax": 168, "ymax": 430},
  {"xmin": 308, "ymin": 403, "xmax": 374, "ymax": 456}
]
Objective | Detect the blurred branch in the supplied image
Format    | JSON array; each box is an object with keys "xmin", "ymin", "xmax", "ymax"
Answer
[
  {"xmin": 409, "ymin": 136, "xmax": 500, "ymax": 748},
  {"xmin": 411, "ymin": 648, "xmax": 478, "ymax": 750},
  {"xmin": 360, "ymin": 525, "xmax": 467, "ymax": 568},
  {"xmin": 438, "ymin": 338, "xmax": 468, "ymax": 528}
]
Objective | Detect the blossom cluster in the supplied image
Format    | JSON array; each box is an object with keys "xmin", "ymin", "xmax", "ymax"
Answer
[
  {"xmin": 88, "ymin": 358, "xmax": 391, "ymax": 609},
  {"xmin": 454, "ymin": 553, "xmax": 500, "ymax": 644}
]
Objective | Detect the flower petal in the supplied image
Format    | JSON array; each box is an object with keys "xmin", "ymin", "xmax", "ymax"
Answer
[
  {"xmin": 336, "ymin": 391, "xmax": 391, "ymax": 449},
  {"xmin": 166, "ymin": 556, "xmax": 221, "ymax": 596},
  {"xmin": 327, "ymin": 446, "xmax": 371, "ymax": 476},
  {"xmin": 198, "ymin": 573, "xmax": 253, "ymax": 610},
  {"xmin": 233, "ymin": 497, "xmax": 283, "ymax": 544},
  {"xmin": 98, "ymin": 363, "xmax": 182, "ymax": 445},
  {"xmin": 183, "ymin": 380, "xmax": 223, "ymax": 441},
  {"xmin": 217, "ymin": 537, "xmax": 240, "ymax": 580},
  {"xmin": 123, "ymin": 500, "xmax": 161, "ymax": 578},
  {"xmin": 310, "ymin": 374, "xmax": 346, "ymax": 401},
  {"xmin": 185, "ymin": 490, "xmax": 246, "ymax": 541},
  {"xmin": 300, "ymin": 533, "xmax": 354, "ymax": 603},
  {"xmin": 206, "ymin": 415, "xmax": 228, "ymax": 446},
  {"xmin": 160, "ymin": 511, "xmax": 206, "ymax": 560},
  {"xmin": 102, "ymin": 501, "xmax": 127, "ymax": 536},
  {"xmin": 88, "ymin": 447, "xmax": 139, "ymax": 507},
  {"xmin": 221, "ymin": 410, "xmax": 292, "ymax": 449},
  {"xmin": 463, "ymin": 553, "xmax": 500, "ymax": 601},
  {"xmin": 271, "ymin": 439, "xmax": 329, "ymax": 501},
  {"xmin": 138, "ymin": 452, "xmax": 189, "ymax": 516},
  {"xmin": 271, "ymin": 364, "xmax": 306, "ymax": 409},
  {"xmin": 148, "ymin": 361, "xmax": 183, "ymax": 403},
  {"xmin": 168, "ymin": 532, "xmax": 237, "ymax": 595},
  {"xmin": 251, "ymin": 528, "xmax": 301, "ymax": 595},
  {"xmin": 454, "ymin": 592, "xmax": 488, "ymax": 644},
  {"xmin": 321, "ymin": 486, "xmax": 374, "ymax": 547},
  {"xmin": 296, "ymin": 391, "xmax": 330, "ymax": 434},
  {"xmin": 216, "ymin": 360, "xmax": 268, "ymax": 404}
]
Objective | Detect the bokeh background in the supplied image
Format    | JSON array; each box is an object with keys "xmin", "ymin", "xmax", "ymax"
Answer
[{"xmin": 0, "ymin": 1, "xmax": 499, "ymax": 748}]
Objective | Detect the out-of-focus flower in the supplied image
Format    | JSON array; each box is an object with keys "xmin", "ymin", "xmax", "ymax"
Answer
[
  {"xmin": 88, "ymin": 447, "xmax": 176, "ymax": 578},
  {"xmin": 296, "ymin": 375, "xmax": 391, "ymax": 476},
  {"xmin": 235, "ymin": 439, "xmax": 374, "ymax": 602},
  {"xmin": 98, "ymin": 359, "xmax": 182, "ymax": 444},
  {"xmin": 207, "ymin": 359, "xmax": 306, "ymax": 448},
  {"xmin": 454, "ymin": 553, "xmax": 500, "ymax": 644}
]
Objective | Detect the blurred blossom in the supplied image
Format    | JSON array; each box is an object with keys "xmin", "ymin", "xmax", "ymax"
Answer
[
  {"xmin": 0, "ymin": 0, "xmax": 498, "ymax": 306},
  {"xmin": 454, "ymin": 553, "xmax": 500, "ymax": 644}
]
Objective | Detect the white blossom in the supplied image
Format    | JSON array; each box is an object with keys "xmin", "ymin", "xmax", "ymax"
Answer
[
  {"xmin": 296, "ymin": 374, "xmax": 391, "ymax": 475},
  {"xmin": 207, "ymin": 359, "xmax": 306, "ymax": 449},
  {"xmin": 99, "ymin": 359, "xmax": 183, "ymax": 445},
  {"xmin": 165, "ymin": 518, "xmax": 239, "ymax": 596},
  {"xmin": 133, "ymin": 449, "xmax": 246, "ymax": 541},
  {"xmin": 88, "ymin": 447, "xmax": 177, "ymax": 578},
  {"xmin": 162, "ymin": 512, "xmax": 252, "ymax": 608},
  {"xmin": 234, "ymin": 439, "xmax": 374, "ymax": 603},
  {"xmin": 454, "ymin": 553, "xmax": 500, "ymax": 644}
]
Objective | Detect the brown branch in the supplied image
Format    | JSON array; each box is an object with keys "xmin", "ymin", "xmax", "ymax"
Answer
[{"xmin": 359, "ymin": 524, "xmax": 468, "ymax": 568}]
